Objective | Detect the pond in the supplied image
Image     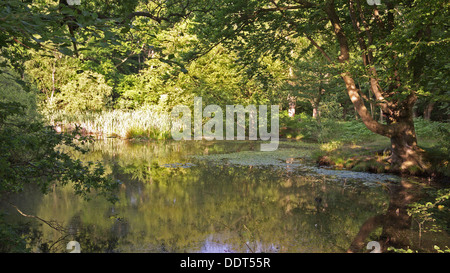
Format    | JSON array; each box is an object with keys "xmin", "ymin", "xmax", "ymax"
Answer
[{"xmin": 2, "ymin": 139, "xmax": 449, "ymax": 253}]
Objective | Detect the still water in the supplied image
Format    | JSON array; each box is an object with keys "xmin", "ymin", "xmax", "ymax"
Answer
[{"xmin": 2, "ymin": 139, "xmax": 449, "ymax": 252}]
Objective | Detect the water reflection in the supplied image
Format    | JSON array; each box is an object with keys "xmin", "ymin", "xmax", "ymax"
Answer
[
  {"xmin": 348, "ymin": 180, "xmax": 450, "ymax": 253},
  {"xmin": 1, "ymin": 139, "xmax": 448, "ymax": 252}
]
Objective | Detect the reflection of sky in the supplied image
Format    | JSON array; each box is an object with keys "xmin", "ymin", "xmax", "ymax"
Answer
[
  {"xmin": 199, "ymin": 236, "xmax": 233, "ymax": 253},
  {"xmin": 197, "ymin": 234, "xmax": 280, "ymax": 253}
]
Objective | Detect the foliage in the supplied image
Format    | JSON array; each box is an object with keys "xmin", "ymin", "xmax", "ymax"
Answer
[
  {"xmin": 23, "ymin": 53, "xmax": 113, "ymax": 113},
  {"xmin": 0, "ymin": 65, "xmax": 119, "ymax": 202},
  {"xmin": 415, "ymin": 118, "xmax": 450, "ymax": 146},
  {"xmin": 0, "ymin": 213, "xmax": 30, "ymax": 253},
  {"xmin": 319, "ymin": 95, "xmax": 345, "ymax": 120},
  {"xmin": 57, "ymin": 71, "xmax": 112, "ymax": 113},
  {"xmin": 0, "ymin": 104, "xmax": 119, "ymax": 203},
  {"xmin": 407, "ymin": 189, "xmax": 450, "ymax": 234},
  {"xmin": 414, "ymin": 118, "xmax": 450, "ymax": 177},
  {"xmin": 404, "ymin": 188, "xmax": 450, "ymax": 252},
  {"xmin": 280, "ymin": 111, "xmax": 377, "ymax": 144},
  {"xmin": 0, "ymin": 65, "xmax": 40, "ymax": 120}
]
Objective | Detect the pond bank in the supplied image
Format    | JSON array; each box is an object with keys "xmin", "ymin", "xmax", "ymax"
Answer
[{"xmin": 313, "ymin": 139, "xmax": 450, "ymax": 182}]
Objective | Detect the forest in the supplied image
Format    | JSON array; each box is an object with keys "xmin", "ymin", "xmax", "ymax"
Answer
[{"xmin": 0, "ymin": 0, "xmax": 449, "ymax": 254}]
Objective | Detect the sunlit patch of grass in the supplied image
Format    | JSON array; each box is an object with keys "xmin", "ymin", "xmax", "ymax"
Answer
[
  {"xmin": 315, "ymin": 136, "xmax": 392, "ymax": 173},
  {"xmin": 320, "ymin": 140, "xmax": 343, "ymax": 153}
]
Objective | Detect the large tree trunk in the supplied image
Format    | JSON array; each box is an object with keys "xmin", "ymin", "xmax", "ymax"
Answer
[
  {"xmin": 343, "ymin": 74, "xmax": 429, "ymax": 174},
  {"xmin": 323, "ymin": 2, "xmax": 430, "ymax": 175},
  {"xmin": 386, "ymin": 93, "xmax": 430, "ymax": 173},
  {"xmin": 390, "ymin": 121, "xmax": 429, "ymax": 173}
]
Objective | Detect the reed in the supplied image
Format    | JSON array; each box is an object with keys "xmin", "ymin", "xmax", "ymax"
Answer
[{"xmin": 46, "ymin": 107, "xmax": 175, "ymax": 140}]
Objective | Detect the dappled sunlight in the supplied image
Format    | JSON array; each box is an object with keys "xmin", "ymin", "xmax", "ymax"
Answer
[{"xmin": 0, "ymin": 0, "xmax": 448, "ymax": 255}]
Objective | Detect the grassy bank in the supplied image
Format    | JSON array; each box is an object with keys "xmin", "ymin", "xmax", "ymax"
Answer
[{"xmin": 291, "ymin": 117, "xmax": 450, "ymax": 178}]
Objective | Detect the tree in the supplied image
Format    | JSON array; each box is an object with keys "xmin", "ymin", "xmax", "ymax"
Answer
[
  {"xmin": 181, "ymin": 0, "xmax": 449, "ymax": 174},
  {"xmin": 3, "ymin": 0, "xmax": 447, "ymax": 175},
  {"xmin": 0, "ymin": 1, "xmax": 120, "ymax": 247},
  {"xmin": 0, "ymin": 66, "xmax": 119, "ymax": 202},
  {"xmin": 285, "ymin": 53, "xmax": 342, "ymax": 122}
]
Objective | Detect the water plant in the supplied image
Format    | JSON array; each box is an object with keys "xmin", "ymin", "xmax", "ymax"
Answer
[{"xmin": 46, "ymin": 107, "xmax": 173, "ymax": 140}]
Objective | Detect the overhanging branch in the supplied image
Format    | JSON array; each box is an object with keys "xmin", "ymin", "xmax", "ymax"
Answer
[{"xmin": 9, "ymin": 202, "xmax": 67, "ymax": 233}]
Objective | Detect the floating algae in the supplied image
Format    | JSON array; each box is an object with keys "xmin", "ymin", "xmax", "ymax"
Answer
[
  {"xmin": 161, "ymin": 162, "xmax": 196, "ymax": 168},
  {"xmin": 190, "ymin": 148, "xmax": 309, "ymax": 168},
  {"xmin": 191, "ymin": 145, "xmax": 400, "ymax": 185}
]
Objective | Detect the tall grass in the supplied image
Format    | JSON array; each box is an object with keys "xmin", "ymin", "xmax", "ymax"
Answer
[{"xmin": 46, "ymin": 107, "xmax": 175, "ymax": 140}]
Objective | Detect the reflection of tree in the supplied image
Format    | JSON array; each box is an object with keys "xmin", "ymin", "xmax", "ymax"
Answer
[
  {"xmin": 21, "ymin": 140, "xmax": 390, "ymax": 252},
  {"xmin": 347, "ymin": 180, "xmax": 420, "ymax": 253},
  {"xmin": 74, "ymin": 225, "xmax": 121, "ymax": 253}
]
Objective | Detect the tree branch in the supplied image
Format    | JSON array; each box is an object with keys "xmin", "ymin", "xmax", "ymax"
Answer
[
  {"xmin": 291, "ymin": 0, "xmax": 317, "ymax": 8},
  {"xmin": 125, "ymin": 1, "xmax": 193, "ymax": 24},
  {"xmin": 9, "ymin": 202, "xmax": 67, "ymax": 233},
  {"xmin": 305, "ymin": 35, "xmax": 334, "ymax": 63},
  {"xmin": 348, "ymin": 1, "xmax": 390, "ymax": 114},
  {"xmin": 325, "ymin": 1, "xmax": 393, "ymax": 137},
  {"xmin": 324, "ymin": 2, "xmax": 350, "ymax": 62},
  {"xmin": 259, "ymin": 5, "xmax": 313, "ymax": 12}
]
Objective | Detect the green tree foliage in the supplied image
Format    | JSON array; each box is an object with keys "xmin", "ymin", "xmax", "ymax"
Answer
[
  {"xmin": 58, "ymin": 71, "xmax": 112, "ymax": 112},
  {"xmin": 23, "ymin": 52, "xmax": 112, "ymax": 113},
  {"xmin": 0, "ymin": 1, "xmax": 120, "ymax": 251},
  {"xmin": 0, "ymin": 66, "xmax": 119, "ymax": 202},
  {"xmin": 184, "ymin": 0, "xmax": 450, "ymax": 173}
]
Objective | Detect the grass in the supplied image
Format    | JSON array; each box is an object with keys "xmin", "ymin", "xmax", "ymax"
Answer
[
  {"xmin": 290, "ymin": 116, "xmax": 450, "ymax": 178},
  {"xmin": 46, "ymin": 106, "xmax": 174, "ymax": 140},
  {"xmin": 314, "ymin": 136, "xmax": 392, "ymax": 173}
]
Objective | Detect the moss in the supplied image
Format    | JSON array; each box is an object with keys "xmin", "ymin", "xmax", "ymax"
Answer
[{"xmin": 350, "ymin": 158, "xmax": 387, "ymax": 174}]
